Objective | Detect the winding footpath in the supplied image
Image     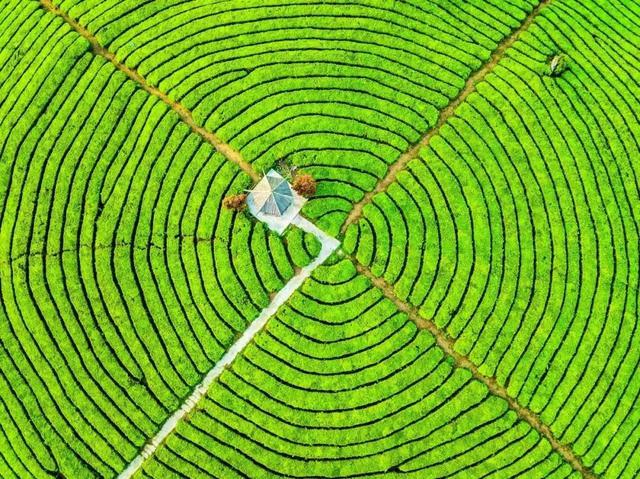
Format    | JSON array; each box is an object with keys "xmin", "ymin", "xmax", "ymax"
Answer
[{"xmin": 117, "ymin": 215, "xmax": 340, "ymax": 479}]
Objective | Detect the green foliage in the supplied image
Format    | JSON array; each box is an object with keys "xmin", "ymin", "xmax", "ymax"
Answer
[
  {"xmin": 139, "ymin": 260, "xmax": 575, "ymax": 478},
  {"xmin": 0, "ymin": 3, "xmax": 299, "ymax": 477},
  {"xmin": 283, "ymin": 227, "xmax": 322, "ymax": 269},
  {"xmin": 57, "ymin": 0, "xmax": 538, "ymax": 231},
  {"xmin": 347, "ymin": 1, "xmax": 640, "ymax": 477},
  {"xmin": 1, "ymin": 0, "xmax": 639, "ymax": 478}
]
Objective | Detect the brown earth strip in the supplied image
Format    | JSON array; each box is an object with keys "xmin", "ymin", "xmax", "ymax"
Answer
[
  {"xmin": 343, "ymin": 0, "xmax": 597, "ymax": 475},
  {"xmin": 354, "ymin": 260, "xmax": 598, "ymax": 478},
  {"xmin": 36, "ymin": 0, "xmax": 596, "ymax": 476},
  {"xmin": 341, "ymin": 0, "xmax": 554, "ymax": 234},
  {"xmin": 38, "ymin": 0, "xmax": 260, "ymax": 183}
]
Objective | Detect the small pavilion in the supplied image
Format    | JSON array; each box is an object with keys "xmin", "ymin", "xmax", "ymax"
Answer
[{"xmin": 246, "ymin": 170, "xmax": 306, "ymax": 234}]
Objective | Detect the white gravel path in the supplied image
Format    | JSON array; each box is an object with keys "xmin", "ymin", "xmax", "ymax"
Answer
[{"xmin": 117, "ymin": 216, "xmax": 340, "ymax": 479}]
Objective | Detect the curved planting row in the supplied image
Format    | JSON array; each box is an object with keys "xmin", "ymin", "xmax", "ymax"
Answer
[
  {"xmin": 137, "ymin": 259, "xmax": 577, "ymax": 478},
  {"xmin": 345, "ymin": 1, "xmax": 640, "ymax": 477},
  {"xmin": 0, "ymin": 3, "xmax": 305, "ymax": 478},
  {"xmin": 54, "ymin": 0, "xmax": 538, "ymax": 233}
]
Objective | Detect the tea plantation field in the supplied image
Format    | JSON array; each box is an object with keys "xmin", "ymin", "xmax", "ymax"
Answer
[
  {"xmin": 0, "ymin": 0, "xmax": 638, "ymax": 478},
  {"xmin": 139, "ymin": 259, "xmax": 578, "ymax": 479}
]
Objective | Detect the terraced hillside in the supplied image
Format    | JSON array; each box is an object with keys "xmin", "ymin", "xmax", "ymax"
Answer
[
  {"xmin": 48, "ymin": 0, "xmax": 540, "ymax": 233},
  {"xmin": 0, "ymin": 2, "xmax": 313, "ymax": 477},
  {"xmin": 138, "ymin": 260, "xmax": 580, "ymax": 479},
  {"xmin": 1, "ymin": 0, "xmax": 639, "ymax": 478},
  {"xmin": 345, "ymin": 0, "xmax": 640, "ymax": 477}
]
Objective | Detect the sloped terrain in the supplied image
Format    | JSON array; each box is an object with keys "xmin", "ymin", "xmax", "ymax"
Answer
[
  {"xmin": 345, "ymin": 2, "xmax": 640, "ymax": 476},
  {"xmin": 139, "ymin": 260, "xmax": 578, "ymax": 479},
  {"xmin": 52, "ymin": 0, "xmax": 539, "ymax": 233},
  {"xmin": 0, "ymin": 0, "xmax": 639, "ymax": 478},
  {"xmin": 0, "ymin": 3, "xmax": 308, "ymax": 476}
]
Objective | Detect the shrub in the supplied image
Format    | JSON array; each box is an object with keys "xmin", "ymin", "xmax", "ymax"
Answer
[
  {"xmin": 276, "ymin": 159, "xmax": 297, "ymax": 181},
  {"xmin": 292, "ymin": 174, "xmax": 317, "ymax": 197},
  {"xmin": 223, "ymin": 193, "xmax": 247, "ymax": 211},
  {"xmin": 547, "ymin": 54, "xmax": 568, "ymax": 77}
]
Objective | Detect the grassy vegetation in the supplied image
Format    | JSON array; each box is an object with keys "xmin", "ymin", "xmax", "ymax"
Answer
[
  {"xmin": 0, "ymin": 3, "xmax": 305, "ymax": 477},
  {"xmin": 53, "ymin": 0, "xmax": 538, "ymax": 234},
  {"xmin": 346, "ymin": 0, "xmax": 640, "ymax": 476},
  {"xmin": 137, "ymin": 259, "xmax": 577, "ymax": 479},
  {"xmin": 2, "ymin": 0, "xmax": 639, "ymax": 478}
]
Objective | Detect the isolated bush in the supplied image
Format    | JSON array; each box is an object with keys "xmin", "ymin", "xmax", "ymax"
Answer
[
  {"xmin": 292, "ymin": 174, "xmax": 316, "ymax": 197},
  {"xmin": 223, "ymin": 193, "xmax": 247, "ymax": 211},
  {"xmin": 548, "ymin": 54, "xmax": 568, "ymax": 76},
  {"xmin": 277, "ymin": 159, "xmax": 297, "ymax": 181}
]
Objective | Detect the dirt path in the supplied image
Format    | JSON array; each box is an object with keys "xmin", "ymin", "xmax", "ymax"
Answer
[
  {"xmin": 355, "ymin": 262, "xmax": 597, "ymax": 479},
  {"xmin": 117, "ymin": 217, "xmax": 339, "ymax": 479},
  {"xmin": 38, "ymin": 0, "xmax": 259, "ymax": 183},
  {"xmin": 341, "ymin": 0, "xmax": 554, "ymax": 234}
]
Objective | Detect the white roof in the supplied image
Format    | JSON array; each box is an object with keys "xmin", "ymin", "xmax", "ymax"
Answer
[
  {"xmin": 246, "ymin": 169, "xmax": 307, "ymax": 235},
  {"xmin": 248, "ymin": 170, "xmax": 294, "ymax": 216}
]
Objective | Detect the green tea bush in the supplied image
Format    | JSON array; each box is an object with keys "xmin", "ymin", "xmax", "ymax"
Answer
[
  {"xmin": 347, "ymin": 1, "xmax": 640, "ymax": 476},
  {"xmin": 2, "ymin": 0, "xmax": 640, "ymax": 477},
  {"xmin": 55, "ymin": 0, "xmax": 539, "ymax": 234},
  {"xmin": 0, "ymin": 3, "xmax": 300, "ymax": 477},
  {"xmin": 139, "ymin": 260, "xmax": 575, "ymax": 478}
]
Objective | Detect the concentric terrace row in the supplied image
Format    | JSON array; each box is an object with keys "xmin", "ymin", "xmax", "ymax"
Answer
[
  {"xmin": 137, "ymin": 260, "xmax": 579, "ymax": 479},
  {"xmin": 346, "ymin": 0, "xmax": 640, "ymax": 476},
  {"xmin": 52, "ymin": 0, "xmax": 539, "ymax": 233},
  {"xmin": 1, "ymin": 1, "xmax": 553, "ymax": 477},
  {"xmin": 2, "ymin": 0, "xmax": 639, "ymax": 477},
  {"xmin": 0, "ymin": 3, "xmax": 316, "ymax": 477}
]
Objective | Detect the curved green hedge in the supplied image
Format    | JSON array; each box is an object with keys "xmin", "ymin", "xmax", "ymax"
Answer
[
  {"xmin": 53, "ymin": 0, "xmax": 538, "ymax": 233},
  {"xmin": 0, "ymin": 3, "xmax": 301, "ymax": 477},
  {"xmin": 138, "ymin": 259, "xmax": 577, "ymax": 478},
  {"xmin": 346, "ymin": 1, "xmax": 640, "ymax": 477},
  {"xmin": 2, "ymin": 0, "xmax": 640, "ymax": 478}
]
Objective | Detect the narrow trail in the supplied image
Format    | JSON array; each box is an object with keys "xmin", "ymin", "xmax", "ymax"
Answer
[
  {"xmin": 354, "ymin": 261, "xmax": 597, "ymax": 479},
  {"xmin": 338, "ymin": 0, "xmax": 594, "ymax": 474},
  {"xmin": 341, "ymin": 0, "xmax": 553, "ymax": 234},
  {"xmin": 37, "ymin": 0, "xmax": 593, "ymax": 477},
  {"xmin": 118, "ymin": 216, "xmax": 340, "ymax": 479},
  {"xmin": 38, "ymin": 0, "xmax": 260, "ymax": 183},
  {"xmin": 336, "ymin": 0, "xmax": 595, "ymax": 473}
]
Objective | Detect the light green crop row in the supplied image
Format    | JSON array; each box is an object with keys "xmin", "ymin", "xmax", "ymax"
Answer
[
  {"xmin": 53, "ymin": 0, "xmax": 539, "ymax": 234},
  {"xmin": 0, "ymin": 2, "xmax": 302, "ymax": 477},
  {"xmin": 345, "ymin": 1, "xmax": 640, "ymax": 477},
  {"xmin": 138, "ymin": 259, "xmax": 576, "ymax": 479}
]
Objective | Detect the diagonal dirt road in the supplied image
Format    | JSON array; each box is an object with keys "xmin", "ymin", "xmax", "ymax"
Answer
[{"xmin": 117, "ymin": 216, "xmax": 340, "ymax": 479}]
